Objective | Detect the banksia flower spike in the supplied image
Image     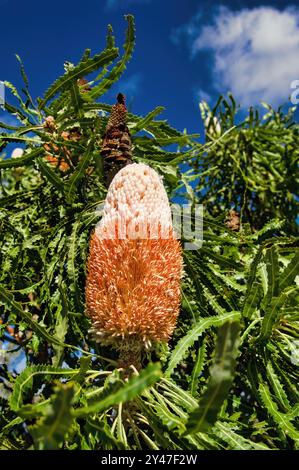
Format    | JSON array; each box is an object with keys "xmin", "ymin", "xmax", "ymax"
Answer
[{"xmin": 86, "ymin": 163, "xmax": 182, "ymax": 365}]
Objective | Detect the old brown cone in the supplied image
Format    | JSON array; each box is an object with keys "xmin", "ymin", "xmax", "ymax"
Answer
[{"xmin": 101, "ymin": 93, "xmax": 133, "ymax": 187}]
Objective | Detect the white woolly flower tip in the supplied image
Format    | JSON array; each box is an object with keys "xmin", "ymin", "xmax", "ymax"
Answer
[{"xmin": 96, "ymin": 163, "xmax": 173, "ymax": 239}]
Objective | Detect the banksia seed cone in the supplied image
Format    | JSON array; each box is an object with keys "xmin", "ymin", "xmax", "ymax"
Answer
[
  {"xmin": 225, "ymin": 209, "xmax": 240, "ymax": 231},
  {"xmin": 101, "ymin": 93, "xmax": 133, "ymax": 187},
  {"xmin": 86, "ymin": 163, "xmax": 182, "ymax": 349}
]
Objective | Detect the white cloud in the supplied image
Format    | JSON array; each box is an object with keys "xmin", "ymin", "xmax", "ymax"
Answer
[
  {"xmin": 178, "ymin": 6, "xmax": 299, "ymax": 106},
  {"xmin": 195, "ymin": 89, "xmax": 212, "ymax": 103},
  {"xmin": 116, "ymin": 73, "xmax": 142, "ymax": 96}
]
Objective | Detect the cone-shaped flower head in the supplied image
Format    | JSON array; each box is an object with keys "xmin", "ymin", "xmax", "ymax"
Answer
[{"xmin": 86, "ymin": 163, "xmax": 182, "ymax": 347}]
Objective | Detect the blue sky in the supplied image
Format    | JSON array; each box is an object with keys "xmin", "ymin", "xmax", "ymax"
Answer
[{"xmin": 1, "ymin": 0, "xmax": 299, "ymax": 136}]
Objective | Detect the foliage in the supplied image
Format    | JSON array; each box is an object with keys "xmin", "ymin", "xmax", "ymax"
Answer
[
  {"xmin": 0, "ymin": 16, "xmax": 298, "ymax": 450},
  {"xmin": 194, "ymin": 96, "xmax": 299, "ymax": 234}
]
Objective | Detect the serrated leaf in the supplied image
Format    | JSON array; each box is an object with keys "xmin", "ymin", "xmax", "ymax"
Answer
[
  {"xmin": 265, "ymin": 360, "xmax": 291, "ymax": 412},
  {"xmin": 39, "ymin": 47, "xmax": 118, "ymax": 107},
  {"xmin": 73, "ymin": 356, "xmax": 92, "ymax": 383},
  {"xmin": 214, "ymin": 422, "xmax": 270, "ymax": 450},
  {"xmin": 243, "ymin": 281, "xmax": 262, "ymax": 318},
  {"xmin": 280, "ymin": 252, "xmax": 299, "ymax": 291},
  {"xmin": 85, "ymin": 417, "xmax": 126, "ymax": 450},
  {"xmin": 265, "ymin": 246, "xmax": 279, "ymax": 301},
  {"xmin": 74, "ymin": 363, "xmax": 162, "ymax": 417},
  {"xmin": 166, "ymin": 311, "xmax": 240, "ymax": 377},
  {"xmin": 131, "ymin": 106, "xmax": 165, "ymax": 135},
  {"xmin": 190, "ymin": 338, "xmax": 207, "ymax": 397},
  {"xmin": 0, "ymin": 147, "xmax": 43, "ymax": 168},
  {"xmin": 30, "ymin": 382, "xmax": 74, "ymax": 450},
  {"xmin": 69, "ymin": 80, "xmax": 84, "ymax": 114},
  {"xmin": 259, "ymin": 382, "xmax": 299, "ymax": 441},
  {"xmin": 37, "ymin": 157, "xmax": 65, "ymax": 192},
  {"xmin": 52, "ymin": 285, "xmax": 69, "ymax": 366},
  {"xmin": 9, "ymin": 365, "xmax": 78, "ymax": 411},
  {"xmin": 66, "ymin": 145, "xmax": 93, "ymax": 201},
  {"xmin": 84, "ymin": 15, "xmax": 135, "ymax": 100},
  {"xmin": 257, "ymin": 287, "xmax": 296, "ymax": 343},
  {"xmin": 0, "ymin": 286, "xmax": 65, "ymax": 348},
  {"xmin": 186, "ymin": 321, "xmax": 240, "ymax": 434}
]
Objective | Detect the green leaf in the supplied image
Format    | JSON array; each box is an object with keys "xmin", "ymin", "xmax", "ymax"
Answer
[
  {"xmin": 106, "ymin": 24, "xmax": 115, "ymax": 49},
  {"xmin": 0, "ymin": 132, "xmax": 40, "ymax": 145},
  {"xmin": 265, "ymin": 246, "xmax": 279, "ymax": 302},
  {"xmin": 9, "ymin": 365, "xmax": 78, "ymax": 411},
  {"xmin": 2, "ymin": 80, "xmax": 29, "ymax": 118},
  {"xmin": 243, "ymin": 281, "xmax": 262, "ymax": 319},
  {"xmin": 66, "ymin": 219, "xmax": 83, "ymax": 309},
  {"xmin": 131, "ymin": 106, "xmax": 165, "ymax": 135},
  {"xmin": 69, "ymin": 80, "xmax": 84, "ymax": 114},
  {"xmin": 15, "ymin": 54, "xmax": 29, "ymax": 88},
  {"xmin": 0, "ymin": 147, "xmax": 43, "ymax": 168},
  {"xmin": 258, "ymin": 382, "xmax": 299, "ymax": 441},
  {"xmin": 73, "ymin": 356, "xmax": 92, "ymax": 384},
  {"xmin": 1, "ymin": 417, "xmax": 24, "ymax": 435},
  {"xmin": 74, "ymin": 363, "xmax": 162, "ymax": 417},
  {"xmin": 52, "ymin": 285, "xmax": 69, "ymax": 366},
  {"xmin": 0, "ymin": 286, "xmax": 65, "ymax": 348},
  {"xmin": 200, "ymin": 246, "xmax": 242, "ymax": 270},
  {"xmin": 84, "ymin": 15, "xmax": 135, "ymax": 100},
  {"xmin": 265, "ymin": 360, "xmax": 291, "ymax": 412},
  {"xmin": 250, "ymin": 219, "xmax": 286, "ymax": 241},
  {"xmin": 30, "ymin": 382, "xmax": 74, "ymax": 450},
  {"xmin": 137, "ymin": 397, "xmax": 184, "ymax": 449},
  {"xmin": 37, "ymin": 157, "xmax": 65, "ymax": 192},
  {"xmin": 39, "ymin": 47, "xmax": 118, "ymax": 107},
  {"xmin": 257, "ymin": 287, "xmax": 296, "ymax": 343},
  {"xmin": 85, "ymin": 417, "xmax": 126, "ymax": 450},
  {"xmin": 3, "ymin": 101, "xmax": 31, "ymax": 125},
  {"xmin": 190, "ymin": 338, "xmax": 207, "ymax": 397},
  {"xmin": 214, "ymin": 422, "xmax": 270, "ymax": 450},
  {"xmin": 280, "ymin": 251, "xmax": 299, "ymax": 291},
  {"xmin": 202, "ymin": 286, "xmax": 228, "ymax": 316},
  {"xmin": 185, "ymin": 321, "xmax": 240, "ymax": 434},
  {"xmin": 166, "ymin": 311, "xmax": 240, "ymax": 377},
  {"xmin": 66, "ymin": 145, "xmax": 94, "ymax": 202}
]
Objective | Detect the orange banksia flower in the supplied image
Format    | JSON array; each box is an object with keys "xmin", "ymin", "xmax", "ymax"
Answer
[{"xmin": 85, "ymin": 163, "xmax": 182, "ymax": 351}]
